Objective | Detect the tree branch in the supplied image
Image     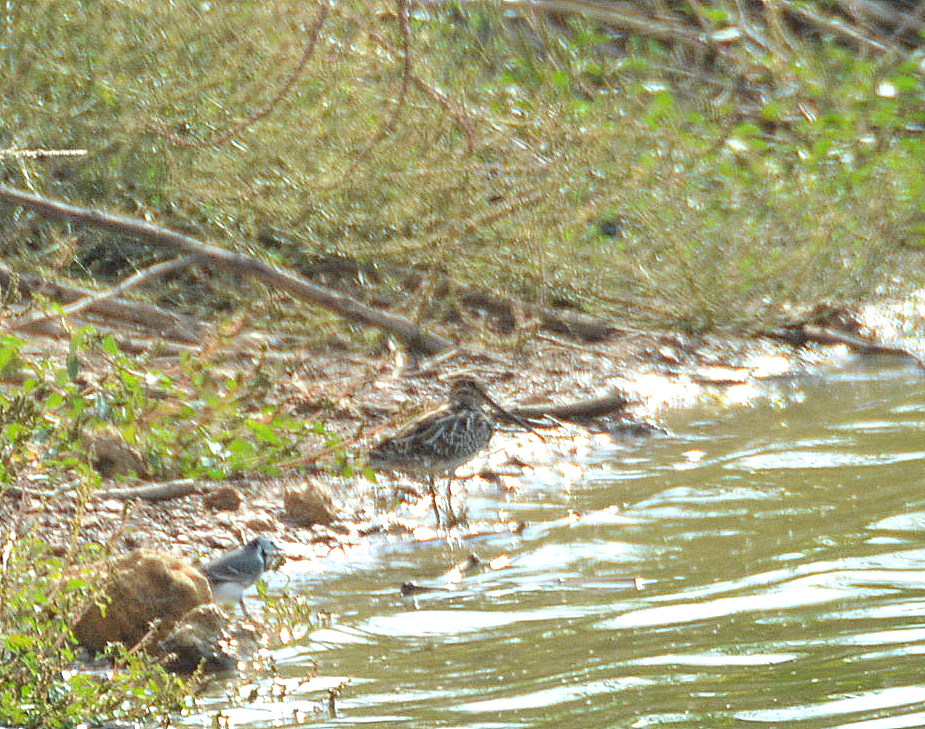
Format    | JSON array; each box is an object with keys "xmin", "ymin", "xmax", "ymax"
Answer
[
  {"xmin": 8, "ymin": 255, "xmax": 201, "ymax": 333},
  {"xmin": 0, "ymin": 185, "xmax": 454, "ymax": 354},
  {"xmin": 0, "ymin": 261, "xmax": 203, "ymax": 343}
]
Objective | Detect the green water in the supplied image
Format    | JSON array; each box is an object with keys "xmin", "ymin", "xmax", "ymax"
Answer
[{"xmin": 191, "ymin": 361, "xmax": 925, "ymax": 728}]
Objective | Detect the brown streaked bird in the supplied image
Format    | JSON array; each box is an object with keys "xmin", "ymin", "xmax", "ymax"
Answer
[{"xmin": 368, "ymin": 375, "xmax": 532, "ymax": 526}]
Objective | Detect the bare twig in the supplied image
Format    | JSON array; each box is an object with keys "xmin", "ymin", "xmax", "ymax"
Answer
[
  {"xmin": 0, "ymin": 184, "xmax": 454, "ymax": 354},
  {"xmin": 148, "ymin": 0, "xmax": 331, "ymax": 148},
  {"xmin": 0, "ymin": 148, "xmax": 88, "ymax": 159},
  {"xmin": 8, "ymin": 255, "xmax": 201, "ymax": 333},
  {"xmin": 370, "ymin": 32, "xmax": 477, "ymax": 152},
  {"xmin": 336, "ymin": 0, "xmax": 415, "ymax": 183},
  {"xmin": 775, "ymin": 0, "xmax": 890, "ymax": 51}
]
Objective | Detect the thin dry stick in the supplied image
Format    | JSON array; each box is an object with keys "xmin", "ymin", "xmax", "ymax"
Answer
[
  {"xmin": 98, "ymin": 479, "xmax": 202, "ymax": 503},
  {"xmin": 148, "ymin": 0, "xmax": 331, "ymax": 148},
  {"xmin": 0, "ymin": 261, "xmax": 202, "ymax": 343},
  {"xmin": 0, "ymin": 184, "xmax": 454, "ymax": 354},
  {"xmin": 369, "ymin": 32, "xmax": 477, "ymax": 152},
  {"xmin": 0, "ymin": 148, "xmax": 88, "ymax": 159},
  {"xmin": 8, "ymin": 255, "xmax": 201, "ymax": 332},
  {"xmin": 775, "ymin": 0, "xmax": 889, "ymax": 51},
  {"xmin": 333, "ymin": 0, "xmax": 413, "ymax": 185}
]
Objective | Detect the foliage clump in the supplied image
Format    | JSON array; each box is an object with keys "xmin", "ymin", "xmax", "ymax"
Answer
[
  {"xmin": 0, "ymin": 538, "xmax": 191, "ymax": 728},
  {"xmin": 1, "ymin": 0, "xmax": 923, "ymax": 335}
]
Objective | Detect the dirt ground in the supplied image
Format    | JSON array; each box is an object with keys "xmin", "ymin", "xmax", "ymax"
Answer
[
  {"xmin": 2, "ymin": 302, "xmax": 919, "ymax": 576},
  {"xmin": 7, "ymin": 282, "xmax": 925, "ymax": 570}
]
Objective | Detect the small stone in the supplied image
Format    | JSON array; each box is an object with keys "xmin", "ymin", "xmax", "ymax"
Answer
[
  {"xmin": 100, "ymin": 499, "xmax": 125, "ymax": 514},
  {"xmin": 283, "ymin": 483, "xmax": 337, "ymax": 527},
  {"xmin": 203, "ymin": 486, "xmax": 242, "ymax": 512}
]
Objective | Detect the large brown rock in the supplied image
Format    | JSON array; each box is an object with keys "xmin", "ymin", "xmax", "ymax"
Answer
[
  {"xmin": 157, "ymin": 603, "xmax": 259, "ymax": 674},
  {"xmin": 75, "ymin": 550, "xmax": 211, "ymax": 653}
]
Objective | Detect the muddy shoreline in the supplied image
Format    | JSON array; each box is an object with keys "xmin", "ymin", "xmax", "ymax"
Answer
[{"xmin": 7, "ymin": 315, "xmax": 909, "ymax": 579}]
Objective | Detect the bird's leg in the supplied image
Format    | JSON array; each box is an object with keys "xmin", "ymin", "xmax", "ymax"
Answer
[
  {"xmin": 456, "ymin": 481, "xmax": 469, "ymax": 526},
  {"xmin": 445, "ymin": 477, "xmax": 456, "ymax": 526},
  {"xmin": 239, "ymin": 597, "xmax": 253, "ymax": 620},
  {"xmin": 427, "ymin": 475, "xmax": 441, "ymax": 527}
]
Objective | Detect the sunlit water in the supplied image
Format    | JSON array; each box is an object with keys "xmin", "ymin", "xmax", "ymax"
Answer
[{"xmin": 189, "ymin": 360, "xmax": 925, "ymax": 729}]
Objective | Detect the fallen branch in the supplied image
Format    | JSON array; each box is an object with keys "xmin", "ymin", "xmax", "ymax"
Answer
[
  {"xmin": 509, "ymin": 392, "xmax": 631, "ymax": 423},
  {"xmin": 0, "ymin": 185, "xmax": 454, "ymax": 355},
  {"xmin": 97, "ymin": 479, "xmax": 203, "ymax": 503},
  {"xmin": 761, "ymin": 325, "xmax": 925, "ymax": 372},
  {"xmin": 8, "ymin": 255, "xmax": 201, "ymax": 333},
  {"xmin": 0, "ymin": 261, "xmax": 203, "ymax": 343}
]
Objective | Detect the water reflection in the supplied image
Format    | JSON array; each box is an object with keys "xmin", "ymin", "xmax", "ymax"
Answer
[{"xmin": 184, "ymin": 362, "xmax": 925, "ymax": 728}]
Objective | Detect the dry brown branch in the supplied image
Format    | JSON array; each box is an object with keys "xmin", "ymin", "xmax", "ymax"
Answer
[
  {"xmin": 97, "ymin": 478, "xmax": 202, "ymax": 502},
  {"xmin": 0, "ymin": 185, "xmax": 454, "ymax": 354},
  {"xmin": 335, "ymin": 0, "xmax": 415, "ymax": 183},
  {"xmin": 370, "ymin": 32, "xmax": 477, "ymax": 152},
  {"xmin": 8, "ymin": 255, "xmax": 201, "ymax": 333},
  {"xmin": 0, "ymin": 261, "xmax": 203, "ymax": 343},
  {"xmin": 147, "ymin": 0, "xmax": 331, "ymax": 148}
]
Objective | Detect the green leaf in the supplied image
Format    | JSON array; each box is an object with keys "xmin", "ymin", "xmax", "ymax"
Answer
[
  {"xmin": 67, "ymin": 337, "xmax": 80, "ymax": 382},
  {"xmin": 245, "ymin": 419, "xmax": 281, "ymax": 445},
  {"xmin": 101, "ymin": 335, "xmax": 120, "ymax": 356}
]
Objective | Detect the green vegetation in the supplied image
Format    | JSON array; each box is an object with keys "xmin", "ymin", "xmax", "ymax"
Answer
[
  {"xmin": 2, "ymin": 0, "xmax": 923, "ymax": 334},
  {"xmin": 0, "ymin": 539, "xmax": 191, "ymax": 728},
  {"xmin": 0, "ymin": 329, "xmax": 329, "ymax": 484},
  {"xmin": 0, "ymin": 329, "xmax": 335, "ymax": 727},
  {"xmin": 1, "ymin": 0, "xmax": 924, "ymax": 726}
]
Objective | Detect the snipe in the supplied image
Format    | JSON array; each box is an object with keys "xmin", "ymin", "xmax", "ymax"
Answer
[{"xmin": 369, "ymin": 375, "xmax": 530, "ymax": 526}]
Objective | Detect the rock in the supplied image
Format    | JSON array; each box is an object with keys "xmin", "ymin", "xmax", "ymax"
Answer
[
  {"xmin": 157, "ymin": 604, "xmax": 257, "ymax": 674},
  {"xmin": 283, "ymin": 482, "xmax": 337, "ymax": 526},
  {"xmin": 203, "ymin": 485, "xmax": 242, "ymax": 512},
  {"xmin": 74, "ymin": 550, "xmax": 211, "ymax": 653},
  {"xmin": 83, "ymin": 426, "xmax": 148, "ymax": 478},
  {"xmin": 244, "ymin": 514, "xmax": 277, "ymax": 532}
]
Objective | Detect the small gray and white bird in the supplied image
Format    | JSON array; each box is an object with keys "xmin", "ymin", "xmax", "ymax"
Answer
[{"xmin": 200, "ymin": 536, "xmax": 282, "ymax": 616}]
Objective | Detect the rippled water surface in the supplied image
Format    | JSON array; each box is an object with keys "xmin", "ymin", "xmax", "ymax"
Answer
[{"xmin": 196, "ymin": 362, "xmax": 925, "ymax": 728}]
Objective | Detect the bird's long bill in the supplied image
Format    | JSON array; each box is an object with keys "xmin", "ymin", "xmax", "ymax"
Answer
[{"xmin": 483, "ymin": 393, "xmax": 547, "ymax": 441}]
